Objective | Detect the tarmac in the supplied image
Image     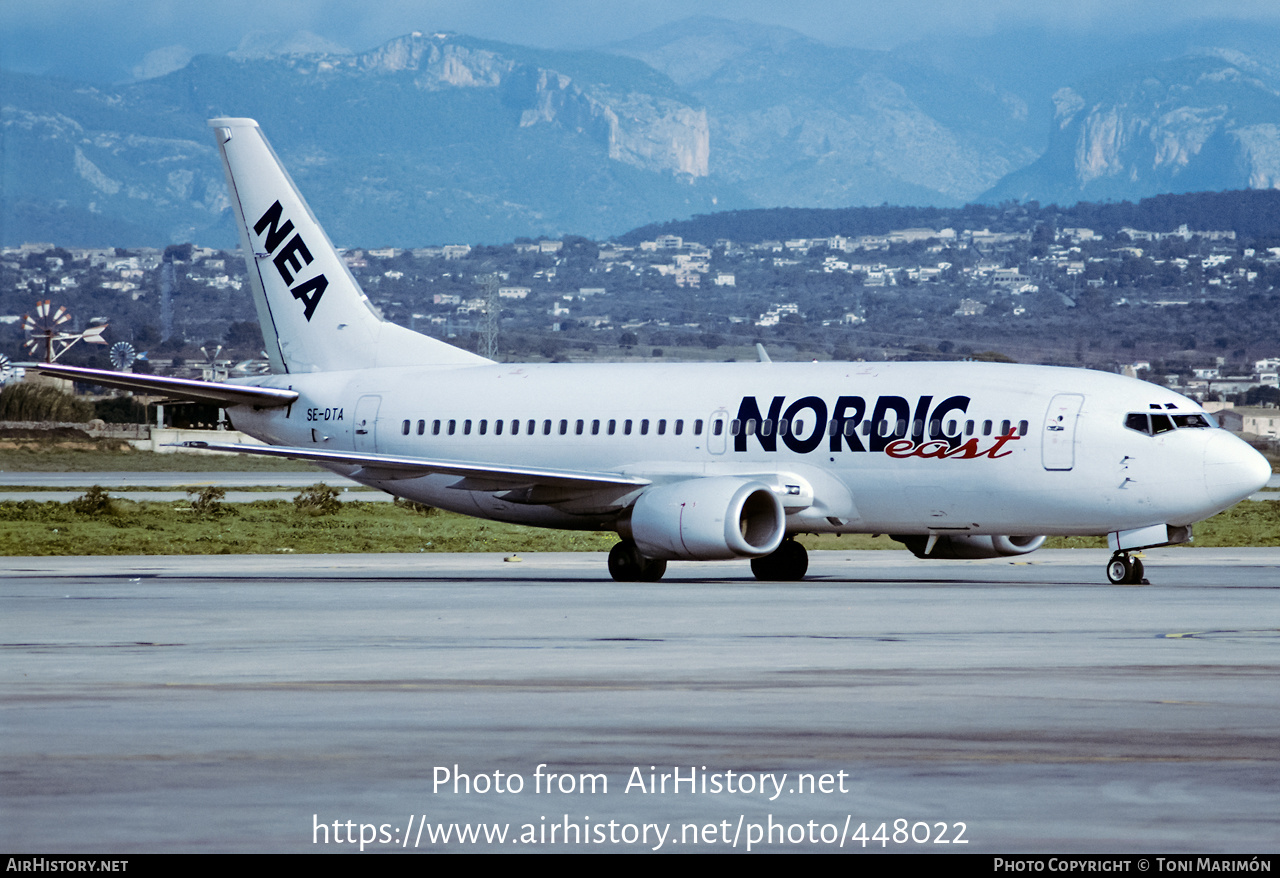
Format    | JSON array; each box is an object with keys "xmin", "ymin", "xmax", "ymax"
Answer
[{"xmin": 3, "ymin": 548, "xmax": 1279, "ymax": 853}]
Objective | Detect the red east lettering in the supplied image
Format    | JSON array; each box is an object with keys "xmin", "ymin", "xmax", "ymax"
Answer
[
  {"xmin": 942, "ymin": 437, "xmax": 982, "ymax": 459},
  {"xmin": 883, "ymin": 430, "xmax": 1020, "ymax": 460},
  {"xmin": 883, "ymin": 439, "xmax": 916, "ymax": 458},
  {"xmin": 984, "ymin": 431, "xmax": 1020, "ymax": 458},
  {"xmin": 914, "ymin": 440, "xmax": 951, "ymax": 459}
]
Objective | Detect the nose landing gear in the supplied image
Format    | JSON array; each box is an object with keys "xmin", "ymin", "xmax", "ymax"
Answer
[{"xmin": 1106, "ymin": 552, "xmax": 1147, "ymax": 585}]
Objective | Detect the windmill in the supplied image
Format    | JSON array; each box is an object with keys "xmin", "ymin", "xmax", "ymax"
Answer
[
  {"xmin": 109, "ymin": 341, "xmax": 137, "ymax": 372},
  {"xmin": 198, "ymin": 345, "xmax": 229, "ymax": 381},
  {"xmin": 0, "ymin": 353, "xmax": 14, "ymax": 385},
  {"xmin": 21, "ymin": 300, "xmax": 108, "ymax": 362}
]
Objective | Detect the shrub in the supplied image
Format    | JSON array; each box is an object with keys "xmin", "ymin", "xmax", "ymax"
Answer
[
  {"xmin": 188, "ymin": 486, "xmax": 227, "ymax": 516},
  {"xmin": 0, "ymin": 383, "xmax": 93, "ymax": 422},
  {"xmin": 394, "ymin": 496, "xmax": 438, "ymax": 516},
  {"xmin": 69, "ymin": 485, "xmax": 115, "ymax": 516},
  {"xmin": 294, "ymin": 483, "xmax": 341, "ymax": 515}
]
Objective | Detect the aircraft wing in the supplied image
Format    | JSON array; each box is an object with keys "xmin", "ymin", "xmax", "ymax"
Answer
[
  {"xmin": 33, "ymin": 363, "xmax": 298, "ymax": 408},
  {"xmin": 176, "ymin": 441, "xmax": 653, "ymax": 489}
]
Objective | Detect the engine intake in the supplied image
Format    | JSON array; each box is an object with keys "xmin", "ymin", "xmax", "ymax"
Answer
[{"xmin": 628, "ymin": 477, "xmax": 785, "ymax": 561}]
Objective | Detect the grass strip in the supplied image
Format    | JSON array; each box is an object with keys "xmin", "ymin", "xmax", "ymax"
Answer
[{"xmin": 0, "ymin": 493, "xmax": 1275, "ymax": 556}]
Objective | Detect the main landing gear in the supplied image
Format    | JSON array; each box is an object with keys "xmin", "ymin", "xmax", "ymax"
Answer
[
  {"xmin": 750, "ymin": 539, "xmax": 809, "ymax": 581},
  {"xmin": 1106, "ymin": 552, "xmax": 1147, "ymax": 585},
  {"xmin": 606, "ymin": 539, "xmax": 811, "ymax": 582},
  {"xmin": 608, "ymin": 540, "xmax": 667, "ymax": 582}
]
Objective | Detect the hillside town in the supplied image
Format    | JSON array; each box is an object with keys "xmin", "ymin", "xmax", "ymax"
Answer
[{"xmin": 3, "ymin": 218, "xmax": 1279, "ymax": 443}]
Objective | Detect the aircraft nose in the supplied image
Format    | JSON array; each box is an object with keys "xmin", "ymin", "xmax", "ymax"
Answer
[{"xmin": 1203, "ymin": 431, "xmax": 1273, "ymax": 509}]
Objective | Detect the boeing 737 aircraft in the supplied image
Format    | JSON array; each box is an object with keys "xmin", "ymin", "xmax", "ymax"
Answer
[{"xmin": 37, "ymin": 118, "xmax": 1272, "ymax": 585}]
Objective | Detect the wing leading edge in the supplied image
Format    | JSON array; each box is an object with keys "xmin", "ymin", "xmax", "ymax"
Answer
[
  {"xmin": 176, "ymin": 441, "xmax": 652, "ymax": 490},
  {"xmin": 32, "ymin": 363, "xmax": 298, "ymax": 408}
]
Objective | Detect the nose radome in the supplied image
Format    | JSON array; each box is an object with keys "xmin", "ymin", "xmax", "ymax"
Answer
[{"xmin": 1204, "ymin": 431, "xmax": 1273, "ymax": 509}]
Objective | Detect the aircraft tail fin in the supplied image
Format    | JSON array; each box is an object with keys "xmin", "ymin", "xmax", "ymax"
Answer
[{"xmin": 209, "ymin": 118, "xmax": 490, "ymax": 373}]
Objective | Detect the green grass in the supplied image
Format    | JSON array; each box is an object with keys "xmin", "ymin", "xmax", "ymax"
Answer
[
  {"xmin": 0, "ymin": 493, "xmax": 1274, "ymax": 556},
  {"xmin": 1045, "ymin": 500, "xmax": 1280, "ymax": 549},
  {"xmin": 0, "ymin": 497, "xmax": 617, "ymax": 556},
  {"xmin": 0, "ymin": 440, "xmax": 324, "ymax": 473}
]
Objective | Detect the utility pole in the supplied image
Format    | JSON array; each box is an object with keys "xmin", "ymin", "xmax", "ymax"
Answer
[{"xmin": 477, "ymin": 273, "xmax": 500, "ymax": 360}]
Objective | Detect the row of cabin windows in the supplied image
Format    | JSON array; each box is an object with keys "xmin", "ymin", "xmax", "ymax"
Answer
[
  {"xmin": 400, "ymin": 417, "xmax": 1031, "ymax": 440},
  {"xmin": 403, "ymin": 418, "xmax": 700, "ymax": 437}
]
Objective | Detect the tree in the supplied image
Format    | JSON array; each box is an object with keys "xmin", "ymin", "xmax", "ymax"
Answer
[{"xmin": 0, "ymin": 383, "xmax": 93, "ymax": 422}]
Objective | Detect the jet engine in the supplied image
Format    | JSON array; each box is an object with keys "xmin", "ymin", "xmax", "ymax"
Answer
[
  {"xmin": 627, "ymin": 477, "xmax": 785, "ymax": 561},
  {"xmin": 893, "ymin": 534, "xmax": 1047, "ymax": 559}
]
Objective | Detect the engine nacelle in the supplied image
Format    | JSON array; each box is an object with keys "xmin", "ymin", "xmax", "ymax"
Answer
[
  {"xmin": 628, "ymin": 477, "xmax": 785, "ymax": 561},
  {"xmin": 894, "ymin": 534, "xmax": 1047, "ymax": 559}
]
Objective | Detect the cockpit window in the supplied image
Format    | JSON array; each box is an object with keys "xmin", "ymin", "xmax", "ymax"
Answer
[{"xmin": 1125, "ymin": 411, "xmax": 1215, "ymax": 435}]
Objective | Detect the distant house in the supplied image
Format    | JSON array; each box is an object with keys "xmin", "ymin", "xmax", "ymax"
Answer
[
  {"xmin": 1218, "ymin": 407, "xmax": 1280, "ymax": 439},
  {"xmin": 954, "ymin": 298, "xmax": 987, "ymax": 317}
]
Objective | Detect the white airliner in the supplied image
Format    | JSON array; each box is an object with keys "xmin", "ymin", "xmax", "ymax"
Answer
[{"xmin": 38, "ymin": 118, "xmax": 1272, "ymax": 585}]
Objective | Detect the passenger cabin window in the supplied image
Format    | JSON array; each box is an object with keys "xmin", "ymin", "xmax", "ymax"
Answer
[
  {"xmin": 448, "ymin": 419, "xmax": 456, "ymax": 436},
  {"xmin": 478, "ymin": 419, "xmax": 486, "ymax": 435},
  {"xmin": 433, "ymin": 420, "xmax": 441, "ymax": 435},
  {"xmin": 401, "ymin": 419, "xmax": 410, "ymax": 435},
  {"xmin": 675, "ymin": 419, "xmax": 684, "ymax": 436},
  {"xmin": 417, "ymin": 419, "xmax": 425, "ymax": 436}
]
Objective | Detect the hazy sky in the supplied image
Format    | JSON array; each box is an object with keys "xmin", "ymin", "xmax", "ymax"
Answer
[{"xmin": 6, "ymin": 0, "xmax": 1280, "ymax": 83}]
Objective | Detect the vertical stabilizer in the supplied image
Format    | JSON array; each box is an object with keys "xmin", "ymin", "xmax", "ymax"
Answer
[{"xmin": 209, "ymin": 118, "xmax": 490, "ymax": 373}]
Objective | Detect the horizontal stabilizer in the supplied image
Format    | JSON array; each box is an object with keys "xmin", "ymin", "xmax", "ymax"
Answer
[
  {"xmin": 33, "ymin": 363, "xmax": 298, "ymax": 408},
  {"xmin": 174, "ymin": 441, "xmax": 652, "ymax": 489}
]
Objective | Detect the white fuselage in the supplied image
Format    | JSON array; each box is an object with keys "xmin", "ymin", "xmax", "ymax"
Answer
[{"xmin": 227, "ymin": 359, "xmax": 1265, "ymax": 538}]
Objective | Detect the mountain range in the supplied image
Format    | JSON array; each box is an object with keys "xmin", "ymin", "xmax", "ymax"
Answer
[{"xmin": 5, "ymin": 17, "xmax": 1280, "ymax": 247}]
